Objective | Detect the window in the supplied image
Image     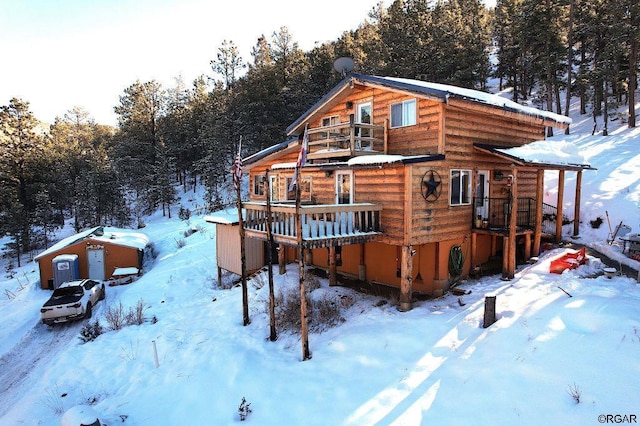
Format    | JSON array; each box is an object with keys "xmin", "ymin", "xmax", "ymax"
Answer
[
  {"xmin": 269, "ymin": 175, "xmax": 278, "ymax": 202},
  {"xmin": 285, "ymin": 177, "xmax": 312, "ymax": 201},
  {"xmin": 450, "ymin": 170, "xmax": 471, "ymax": 206},
  {"xmin": 390, "ymin": 99, "xmax": 416, "ymax": 128},
  {"xmin": 336, "ymin": 171, "xmax": 353, "ymax": 204},
  {"xmin": 253, "ymin": 174, "xmax": 266, "ymax": 196},
  {"xmin": 321, "ymin": 115, "xmax": 339, "ymax": 127}
]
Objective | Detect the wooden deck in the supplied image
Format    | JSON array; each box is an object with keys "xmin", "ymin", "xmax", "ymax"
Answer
[
  {"xmin": 306, "ymin": 118, "xmax": 386, "ymax": 160},
  {"xmin": 243, "ymin": 202, "xmax": 383, "ymax": 249}
]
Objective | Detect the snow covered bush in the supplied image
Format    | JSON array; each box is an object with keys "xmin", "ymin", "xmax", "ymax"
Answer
[
  {"xmin": 79, "ymin": 319, "xmax": 103, "ymax": 343},
  {"xmin": 270, "ymin": 271, "xmax": 352, "ymax": 333},
  {"xmin": 238, "ymin": 397, "xmax": 252, "ymax": 421}
]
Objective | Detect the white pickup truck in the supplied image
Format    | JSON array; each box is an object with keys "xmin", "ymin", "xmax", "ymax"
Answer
[{"xmin": 41, "ymin": 279, "xmax": 105, "ymax": 326}]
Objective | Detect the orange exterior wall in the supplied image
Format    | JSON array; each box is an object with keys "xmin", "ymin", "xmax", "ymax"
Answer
[
  {"xmin": 307, "ymin": 236, "xmax": 478, "ymax": 296},
  {"xmin": 37, "ymin": 238, "xmax": 142, "ymax": 289}
]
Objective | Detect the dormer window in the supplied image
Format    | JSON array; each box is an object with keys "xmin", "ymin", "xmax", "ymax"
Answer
[{"xmin": 390, "ymin": 99, "xmax": 416, "ymax": 128}]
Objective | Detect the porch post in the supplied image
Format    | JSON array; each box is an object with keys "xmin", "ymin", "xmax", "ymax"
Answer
[
  {"xmin": 556, "ymin": 170, "xmax": 565, "ymax": 243},
  {"xmin": 329, "ymin": 245, "xmax": 337, "ymax": 286},
  {"xmin": 573, "ymin": 170, "xmax": 582, "ymax": 237},
  {"xmin": 399, "ymin": 245, "xmax": 413, "ymax": 312},
  {"xmin": 502, "ymin": 237, "xmax": 509, "ymax": 279},
  {"xmin": 507, "ymin": 168, "xmax": 518, "ymax": 279},
  {"xmin": 358, "ymin": 244, "xmax": 366, "ymax": 281},
  {"xmin": 470, "ymin": 232, "xmax": 477, "ymax": 270},
  {"xmin": 533, "ymin": 169, "xmax": 544, "ymax": 255},
  {"xmin": 278, "ymin": 243, "xmax": 286, "ymax": 274}
]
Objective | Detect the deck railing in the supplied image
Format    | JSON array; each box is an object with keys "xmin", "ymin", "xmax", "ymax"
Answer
[
  {"xmin": 306, "ymin": 117, "xmax": 385, "ymax": 159},
  {"xmin": 243, "ymin": 202, "xmax": 382, "ymax": 245},
  {"xmin": 473, "ymin": 197, "xmax": 537, "ymax": 230},
  {"xmin": 243, "ymin": 202, "xmax": 382, "ymax": 246}
]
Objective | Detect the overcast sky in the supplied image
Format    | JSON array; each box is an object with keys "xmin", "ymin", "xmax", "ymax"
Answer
[{"xmin": 1, "ymin": 0, "xmax": 495, "ymax": 126}]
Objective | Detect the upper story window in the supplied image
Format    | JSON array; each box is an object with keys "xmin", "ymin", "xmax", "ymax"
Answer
[
  {"xmin": 253, "ymin": 174, "xmax": 266, "ymax": 196},
  {"xmin": 321, "ymin": 115, "xmax": 339, "ymax": 127},
  {"xmin": 390, "ymin": 99, "xmax": 416, "ymax": 128},
  {"xmin": 450, "ymin": 169, "xmax": 471, "ymax": 206}
]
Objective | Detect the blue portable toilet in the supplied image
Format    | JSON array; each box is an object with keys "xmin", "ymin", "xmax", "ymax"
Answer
[{"xmin": 52, "ymin": 254, "xmax": 80, "ymax": 289}]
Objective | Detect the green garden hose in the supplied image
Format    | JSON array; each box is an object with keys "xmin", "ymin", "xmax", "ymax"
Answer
[{"xmin": 448, "ymin": 245, "xmax": 465, "ymax": 277}]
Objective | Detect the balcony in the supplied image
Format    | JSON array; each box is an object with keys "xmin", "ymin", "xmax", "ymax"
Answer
[
  {"xmin": 243, "ymin": 202, "xmax": 383, "ymax": 249},
  {"xmin": 306, "ymin": 118, "xmax": 386, "ymax": 161},
  {"xmin": 472, "ymin": 197, "xmax": 558, "ymax": 237}
]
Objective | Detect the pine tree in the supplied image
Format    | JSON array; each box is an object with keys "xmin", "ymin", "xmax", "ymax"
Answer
[{"xmin": 0, "ymin": 98, "xmax": 45, "ymax": 265}]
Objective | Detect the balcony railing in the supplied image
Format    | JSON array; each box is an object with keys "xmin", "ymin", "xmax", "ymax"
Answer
[
  {"xmin": 306, "ymin": 117, "xmax": 385, "ymax": 160},
  {"xmin": 243, "ymin": 202, "xmax": 382, "ymax": 249},
  {"xmin": 473, "ymin": 197, "xmax": 536, "ymax": 230}
]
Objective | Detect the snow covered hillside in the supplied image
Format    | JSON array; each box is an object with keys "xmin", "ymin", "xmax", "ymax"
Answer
[{"xmin": 0, "ymin": 100, "xmax": 639, "ymax": 425}]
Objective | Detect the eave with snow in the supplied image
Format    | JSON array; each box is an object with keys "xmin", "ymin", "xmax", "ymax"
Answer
[{"xmin": 237, "ymin": 73, "xmax": 592, "ymax": 311}]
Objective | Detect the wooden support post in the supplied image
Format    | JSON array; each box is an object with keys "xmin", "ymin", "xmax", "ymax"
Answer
[
  {"xmin": 533, "ymin": 169, "xmax": 544, "ymax": 256},
  {"xmin": 573, "ymin": 170, "xmax": 582, "ymax": 237},
  {"xmin": 507, "ymin": 168, "xmax": 518, "ymax": 278},
  {"xmin": 278, "ymin": 243, "xmax": 286, "ymax": 275},
  {"xmin": 556, "ymin": 170, "xmax": 565, "ymax": 243},
  {"xmin": 483, "ymin": 296, "xmax": 497, "ymax": 328},
  {"xmin": 329, "ymin": 245, "xmax": 337, "ymax": 286},
  {"xmin": 502, "ymin": 237, "xmax": 509, "ymax": 279},
  {"xmin": 491, "ymin": 235, "xmax": 497, "ymax": 257},
  {"xmin": 358, "ymin": 244, "xmax": 366, "ymax": 281},
  {"xmin": 470, "ymin": 232, "xmax": 477, "ymax": 270},
  {"xmin": 217, "ymin": 266, "xmax": 222, "ymax": 288},
  {"xmin": 524, "ymin": 233, "xmax": 531, "ymax": 261},
  {"xmin": 399, "ymin": 245, "xmax": 413, "ymax": 312}
]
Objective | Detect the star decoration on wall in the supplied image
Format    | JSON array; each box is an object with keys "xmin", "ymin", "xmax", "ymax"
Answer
[{"xmin": 421, "ymin": 170, "xmax": 442, "ymax": 202}]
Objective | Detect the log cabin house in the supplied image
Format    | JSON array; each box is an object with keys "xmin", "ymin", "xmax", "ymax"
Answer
[{"xmin": 237, "ymin": 73, "xmax": 592, "ymax": 310}]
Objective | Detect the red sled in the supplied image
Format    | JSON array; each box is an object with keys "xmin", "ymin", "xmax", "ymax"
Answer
[{"xmin": 550, "ymin": 247, "xmax": 586, "ymax": 274}]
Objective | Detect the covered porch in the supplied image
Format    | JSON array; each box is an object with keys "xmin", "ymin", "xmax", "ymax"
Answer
[{"xmin": 471, "ymin": 144, "xmax": 594, "ymax": 279}]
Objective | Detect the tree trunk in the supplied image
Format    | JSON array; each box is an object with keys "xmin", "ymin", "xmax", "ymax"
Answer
[
  {"xmin": 629, "ymin": 35, "xmax": 637, "ymax": 128},
  {"xmin": 564, "ymin": 0, "xmax": 575, "ymax": 134}
]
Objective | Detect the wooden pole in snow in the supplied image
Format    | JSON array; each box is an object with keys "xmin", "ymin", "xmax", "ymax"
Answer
[
  {"xmin": 296, "ymin": 165, "xmax": 310, "ymax": 360},
  {"xmin": 265, "ymin": 169, "xmax": 277, "ymax": 341}
]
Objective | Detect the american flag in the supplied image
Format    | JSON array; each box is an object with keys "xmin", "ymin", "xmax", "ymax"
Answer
[
  {"xmin": 288, "ymin": 125, "xmax": 308, "ymax": 192},
  {"xmin": 232, "ymin": 137, "xmax": 242, "ymax": 190}
]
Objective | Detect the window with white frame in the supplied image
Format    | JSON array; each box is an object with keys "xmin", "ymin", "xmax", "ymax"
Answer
[
  {"xmin": 390, "ymin": 99, "xmax": 416, "ymax": 128},
  {"xmin": 253, "ymin": 174, "xmax": 266, "ymax": 196},
  {"xmin": 450, "ymin": 169, "xmax": 471, "ymax": 206}
]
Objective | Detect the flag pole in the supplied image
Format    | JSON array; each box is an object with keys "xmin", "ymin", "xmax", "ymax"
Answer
[
  {"xmin": 265, "ymin": 168, "xmax": 277, "ymax": 342},
  {"xmin": 296, "ymin": 163, "xmax": 310, "ymax": 360},
  {"xmin": 233, "ymin": 136, "xmax": 250, "ymax": 326},
  {"xmin": 294, "ymin": 125, "xmax": 310, "ymax": 361}
]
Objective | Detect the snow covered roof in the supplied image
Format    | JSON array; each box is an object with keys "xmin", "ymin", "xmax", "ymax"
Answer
[
  {"xmin": 475, "ymin": 142, "xmax": 594, "ymax": 170},
  {"xmin": 286, "ymin": 73, "xmax": 571, "ymax": 135},
  {"xmin": 204, "ymin": 207, "xmax": 243, "ymax": 225},
  {"xmin": 34, "ymin": 226, "xmax": 149, "ymax": 261},
  {"xmin": 243, "ymin": 138, "xmax": 298, "ymax": 166},
  {"xmin": 271, "ymin": 154, "xmax": 444, "ymax": 170}
]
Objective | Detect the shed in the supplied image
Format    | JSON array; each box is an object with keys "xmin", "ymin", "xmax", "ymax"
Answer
[
  {"xmin": 204, "ymin": 208, "xmax": 265, "ymax": 282},
  {"xmin": 35, "ymin": 226, "xmax": 149, "ymax": 289}
]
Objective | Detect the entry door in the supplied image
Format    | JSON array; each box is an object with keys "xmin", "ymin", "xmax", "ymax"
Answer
[
  {"xmin": 476, "ymin": 170, "xmax": 490, "ymax": 219},
  {"xmin": 356, "ymin": 101, "xmax": 372, "ymax": 144},
  {"xmin": 87, "ymin": 248, "xmax": 106, "ymax": 280}
]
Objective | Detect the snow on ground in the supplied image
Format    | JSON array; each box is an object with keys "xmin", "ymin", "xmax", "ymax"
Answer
[{"xmin": 0, "ymin": 97, "xmax": 639, "ymax": 425}]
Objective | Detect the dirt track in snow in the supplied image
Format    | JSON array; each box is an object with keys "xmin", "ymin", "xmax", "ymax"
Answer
[{"xmin": 0, "ymin": 320, "xmax": 81, "ymax": 418}]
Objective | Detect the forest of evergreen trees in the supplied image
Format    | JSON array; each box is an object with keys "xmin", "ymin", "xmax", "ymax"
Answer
[{"xmin": 1, "ymin": 0, "xmax": 638, "ymax": 265}]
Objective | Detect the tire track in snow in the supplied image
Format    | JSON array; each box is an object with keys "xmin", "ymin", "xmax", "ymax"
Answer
[{"xmin": 0, "ymin": 321, "xmax": 82, "ymax": 418}]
